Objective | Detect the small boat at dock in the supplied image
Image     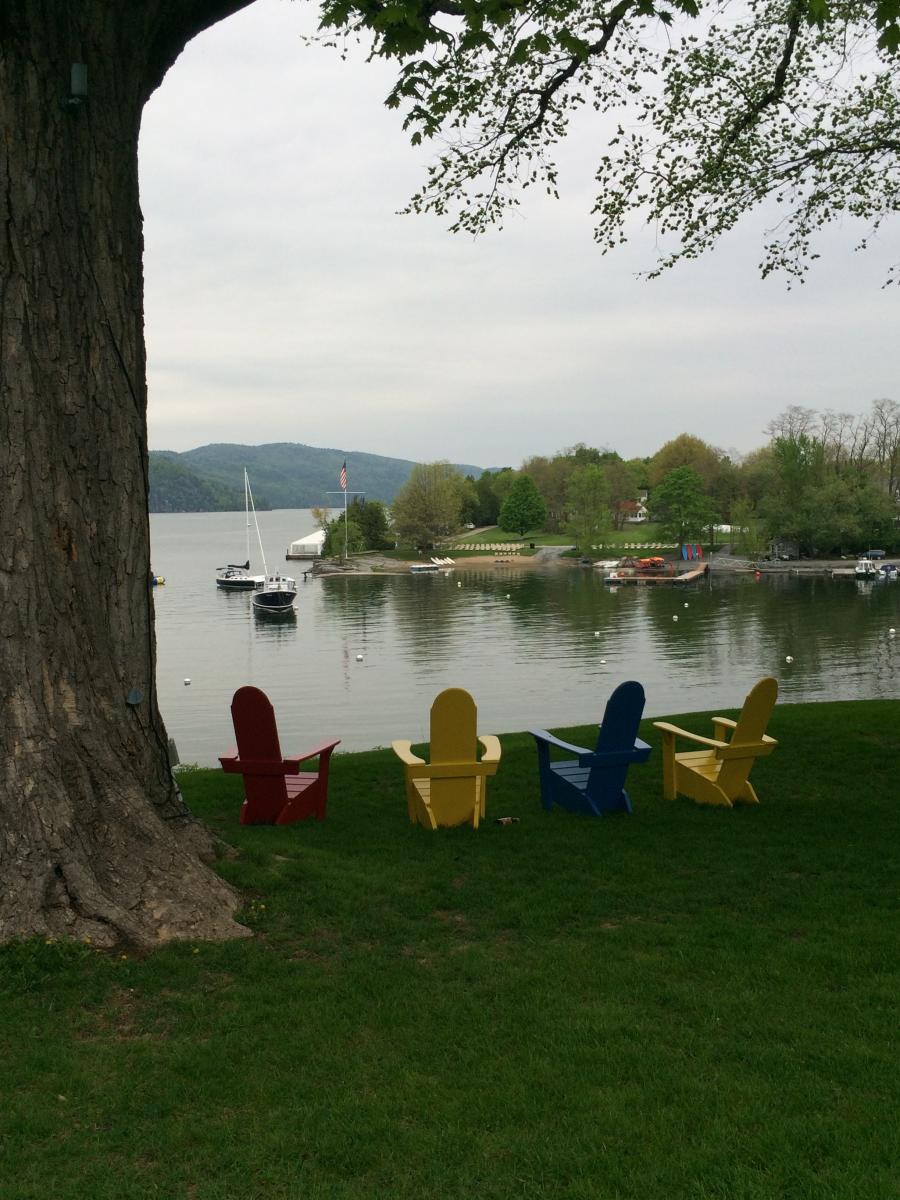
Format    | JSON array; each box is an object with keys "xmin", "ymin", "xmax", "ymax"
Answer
[{"xmin": 604, "ymin": 562, "xmax": 708, "ymax": 585}]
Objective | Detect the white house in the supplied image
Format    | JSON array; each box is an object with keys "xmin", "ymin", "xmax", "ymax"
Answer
[{"xmin": 620, "ymin": 500, "xmax": 649, "ymax": 524}]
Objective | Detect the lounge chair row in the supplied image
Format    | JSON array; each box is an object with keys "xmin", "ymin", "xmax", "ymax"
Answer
[
  {"xmin": 592, "ymin": 542, "xmax": 676, "ymax": 550},
  {"xmin": 220, "ymin": 678, "xmax": 779, "ymax": 829}
]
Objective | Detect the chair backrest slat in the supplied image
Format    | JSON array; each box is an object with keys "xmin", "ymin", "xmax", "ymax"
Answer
[
  {"xmin": 430, "ymin": 688, "xmax": 477, "ymax": 763},
  {"xmin": 718, "ymin": 677, "xmax": 778, "ymax": 791},
  {"xmin": 587, "ymin": 680, "xmax": 646, "ymax": 798},
  {"xmin": 232, "ymin": 686, "xmax": 283, "ymax": 762}
]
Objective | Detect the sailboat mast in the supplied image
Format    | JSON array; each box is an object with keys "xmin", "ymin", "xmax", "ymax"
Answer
[
  {"xmin": 244, "ymin": 469, "xmax": 251, "ymax": 566},
  {"xmin": 246, "ymin": 473, "xmax": 269, "ymax": 577}
]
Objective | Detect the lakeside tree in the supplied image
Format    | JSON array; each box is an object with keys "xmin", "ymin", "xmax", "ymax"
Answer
[
  {"xmin": 320, "ymin": 497, "xmax": 392, "ymax": 556},
  {"xmin": 565, "ymin": 464, "xmax": 610, "ymax": 552},
  {"xmin": 499, "ymin": 474, "xmax": 548, "ymax": 537},
  {"xmin": 323, "ymin": 519, "xmax": 367, "ymax": 557},
  {"xmin": 341, "ymin": 497, "xmax": 392, "ymax": 552},
  {"xmin": 605, "ymin": 460, "xmax": 643, "ymax": 529},
  {"xmin": 390, "ymin": 461, "xmax": 465, "ymax": 546},
  {"xmin": 651, "ymin": 467, "xmax": 718, "ymax": 549},
  {"xmin": 322, "ymin": 503, "xmax": 373, "ymax": 557},
  {"xmin": 472, "ymin": 470, "xmax": 504, "ymax": 526},
  {"xmin": 0, "ymin": 1, "xmax": 270, "ymax": 948}
]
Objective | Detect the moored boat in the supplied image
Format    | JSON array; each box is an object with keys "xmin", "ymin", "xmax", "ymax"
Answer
[
  {"xmin": 242, "ymin": 470, "xmax": 298, "ymax": 615},
  {"xmin": 854, "ymin": 557, "xmax": 881, "ymax": 579},
  {"xmin": 216, "ymin": 471, "xmax": 266, "ymax": 590},
  {"xmin": 252, "ymin": 572, "xmax": 297, "ymax": 614}
]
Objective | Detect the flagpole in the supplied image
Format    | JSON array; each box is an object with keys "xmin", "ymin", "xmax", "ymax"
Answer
[{"xmin": 328, "ymin": 464, "xmax": 360, "ymax": 564}]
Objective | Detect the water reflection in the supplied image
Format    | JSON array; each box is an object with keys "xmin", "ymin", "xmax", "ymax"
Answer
[
  {"xmin": 252, "ymin": 608, "xmax": 298, "ymax": 641},
  {"xmin": 151, "ymin": 513, "xmax": 900, "ymax": 764}
]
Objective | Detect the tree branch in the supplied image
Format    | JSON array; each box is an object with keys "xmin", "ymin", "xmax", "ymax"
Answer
[
  {"xmin": 712, "ymin": 0, "xmax": 804, "ymax": 168},
  {"xmin": 141, "ymin": 0, "xmax": 260, "ymax": 101},
  {"xmin": 493, "ymin": 0, "xmax": 635, "ymax": 170}
]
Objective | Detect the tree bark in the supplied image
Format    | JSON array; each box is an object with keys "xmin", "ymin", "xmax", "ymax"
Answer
[{"xmin": 0, "ymin": 0, "xmax": 256, "ymax": 947}]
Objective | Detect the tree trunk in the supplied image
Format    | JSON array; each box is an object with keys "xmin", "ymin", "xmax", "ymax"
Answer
[{"xmin": 0, "ymin": 0, "xmax": 255, "ymax": 947}]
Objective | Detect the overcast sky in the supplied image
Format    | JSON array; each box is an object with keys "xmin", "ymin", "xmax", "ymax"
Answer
[{"xmin": 139, "ymin": 0, "xmax": 897, "ymax": 471}]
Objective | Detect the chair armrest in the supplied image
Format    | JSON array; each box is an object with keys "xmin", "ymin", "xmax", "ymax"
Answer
[
  {"xmin": 577, "ymin": 739, "xmax": 652, "ymax": 768},
  {"xmin": 392, "ymin": 740, "xmax": 425, "ymax": 766},
  {"xmin": 221, "ymin": 755, "xmax": 307, "ymax": 776},
  {"xmin": 219, "ymin": 748, "xmax": 239, "ymax": 772},
  {"xmin": 653, "ymin": 722, "xmax": 729, "ymax": 750},
  {"xmin": 712, "ymin": 717, "xmax": 738, "ymax": 730},
  {"xmin": 291, "ymin": 739, "xmax": 341, "ymax": 765},
  {"xmin": 478, "ymin": 735, "xmax": 501, "ymax": 764},
  {"xmin": 528, "ymin": 728, "xmax": 592, "ymax": 757}
]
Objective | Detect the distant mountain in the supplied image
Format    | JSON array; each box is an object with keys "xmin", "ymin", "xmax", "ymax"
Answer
[
  {"xmin": 148, "ymin": 453, "xmax": 247, "ymax": 512},
  {"xmin": 148, "ymin": 443, "xmax": 487, "ymax": 512}
]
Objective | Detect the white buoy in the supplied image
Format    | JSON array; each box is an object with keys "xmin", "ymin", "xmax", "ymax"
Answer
[
  {"xmin": 506, "ymin": 594, "xmax": 510, "ymax": 599},
  {"xmin": 599, "ymin": 659, "xmax": 607, "ymax": 665},
  {"xmin": 890, "ymin": 628, "xmax": 896, "ymax": 636},
  {"xmin": 785, "ymin": 656, "xmax": 794, "ymax": 663},
  {"xmin": 684, "ymin": 602, "xmax": 689, "ymax": 608},
  {"xmin": 673, "ymin": 615, "xmax": 678, "ymax": 621},
  {"xmin": 457, "ymin": 581, "xmax": 462, "ymax": 588},
  {"xmin": 356, "ymin": 654, "xmax": 363, "ymax": 662},
  {"xmin": 593, "ymin": 631, "xmax": 600, "ymax": 638},
  {"xmin": 183, "ymin": 678, "xmax": 191, "ymax": 686}
]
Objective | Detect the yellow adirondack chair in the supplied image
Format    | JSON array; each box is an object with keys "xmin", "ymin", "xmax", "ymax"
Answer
[
  {"xmin": 653, "ymin": 677, "xmax": 778, "ymax": 807},
  {"xmin": 392, "ymin": 688, "xmax": 501, "ymax": 829}
]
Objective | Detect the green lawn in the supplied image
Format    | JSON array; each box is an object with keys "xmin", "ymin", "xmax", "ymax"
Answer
[
  {"xmin": 453, "ymin": 527, "xmax": 572, "ymax": 547},
  {"xmin": 3, "ymin": 699, "xmax": 899, "ymax": 1199},
  {"xmin": 452, "ymin": 524, "xmax": 679, "ymax": 551},
  {"xmin": 588, "ymin": 522, "xmax": 673, "ymax": 548}
]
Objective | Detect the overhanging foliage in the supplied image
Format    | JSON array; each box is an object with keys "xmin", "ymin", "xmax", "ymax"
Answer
[{"xmin": 315, "ymin": 0, "xmax": 900, "ymax": 280}]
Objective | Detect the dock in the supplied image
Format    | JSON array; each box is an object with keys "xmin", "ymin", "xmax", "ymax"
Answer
[{"xmin": 606, "ymin": 563, "xmax": 708, "ymax": 585}]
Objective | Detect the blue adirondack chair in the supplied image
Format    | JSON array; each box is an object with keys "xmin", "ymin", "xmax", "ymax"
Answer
[{"xmin": 529, "ymin": 680, "xmax": 651, "ymax": 816}]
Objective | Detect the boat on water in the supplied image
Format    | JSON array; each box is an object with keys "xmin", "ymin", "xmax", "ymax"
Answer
[
  {"xmin": 252, "ymin": 571, "xmax": 297, "ymax": 614},
  {"xmin": 216, "ymin": 471, "xmax": 266, "ymax": 590},
  {"xmin": 244, "ymin": 474, "xmax": 297, "ymax": 615},
  {"xmin": 854, "ymin": 557, "xmax": 882, "ymax": 580}
]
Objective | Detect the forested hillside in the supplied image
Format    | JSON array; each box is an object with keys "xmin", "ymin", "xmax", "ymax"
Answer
[
  {"xmin": 148, "ymin": 454, "xmax": 248, "ymax": 512},
  {"xmin": 148, "ymin": 443, "xmax": 486, "ymax": 512}
]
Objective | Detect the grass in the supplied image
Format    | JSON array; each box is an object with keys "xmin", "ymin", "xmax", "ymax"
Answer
[
  {"xmin": 452, "ymin": 524, "xmax": 679, "ymax": 554},
  {"xmin": 2, "ymin": 698, "xmax": 900, "ymax": 1198},
  {"xmin": 453, "ymin": 528, "xmax": 571, "ymax": 547}
]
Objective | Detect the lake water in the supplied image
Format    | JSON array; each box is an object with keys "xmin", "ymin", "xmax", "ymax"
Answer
[{"xmin": 151, "ymin": 510, "xmax": 900, "ymax": 764}]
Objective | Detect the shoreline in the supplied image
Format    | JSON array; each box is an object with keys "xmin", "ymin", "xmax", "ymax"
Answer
[{"xmin": 310, "ymin": 551, "xmax": 882, "ymax": 578}]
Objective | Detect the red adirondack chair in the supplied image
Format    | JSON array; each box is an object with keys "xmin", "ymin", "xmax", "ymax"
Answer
[{"xmin": 219, "ymin": 686, "xmax": 340, "ymax": 825}]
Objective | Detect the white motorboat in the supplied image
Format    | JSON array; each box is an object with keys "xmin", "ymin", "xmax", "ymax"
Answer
[{"xmin": 855, "ymin": 557, "xmax": 881, "ymax": 579}]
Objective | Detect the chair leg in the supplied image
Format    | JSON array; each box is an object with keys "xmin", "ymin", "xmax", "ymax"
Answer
[{"xmin": 660, "ymin": 732, "xmax": 677, "ymax": 800}]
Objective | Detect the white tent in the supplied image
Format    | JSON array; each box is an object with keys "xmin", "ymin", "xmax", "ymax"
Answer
[{"xmin": 286, "ymin": 529, "xmax": 326, "ymax": 559}]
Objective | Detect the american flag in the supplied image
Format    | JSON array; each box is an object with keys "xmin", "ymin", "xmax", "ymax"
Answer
[{"xmin": 340, "ymin": 461, "xmax": 347, "ymax": 491}]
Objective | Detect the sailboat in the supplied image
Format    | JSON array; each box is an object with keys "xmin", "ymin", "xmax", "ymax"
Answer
[
  {"xmin": 246, "ymin": 474, "xmax": 297, "ymax": 615},
  {"xmin": 215, "ymin": 471, "xmax": 266, "ymax": 590}
]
